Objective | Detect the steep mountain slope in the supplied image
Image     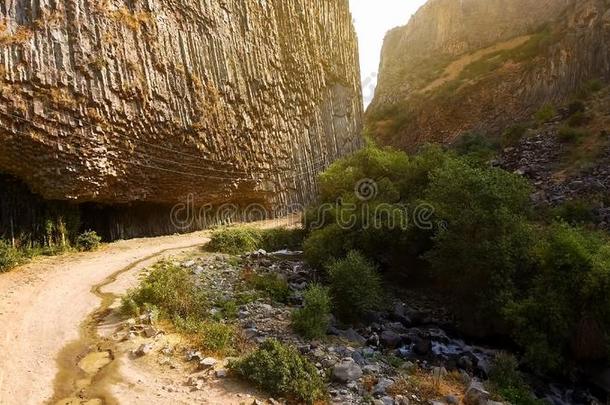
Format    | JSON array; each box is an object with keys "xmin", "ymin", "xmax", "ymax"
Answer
[
  {"xmin": 0, "ymin": 0, "xmax": 363, "ymax": 209},
  {"xmin": 368, "ymin": 0, "xmax": 609, "ymax": 150}
]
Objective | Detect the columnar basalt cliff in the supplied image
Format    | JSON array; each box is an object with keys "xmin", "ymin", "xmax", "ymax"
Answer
[
  {"xmin": 0, "ymin": 0, "xmax": 363, "ymax": 215},
  {"xmin": 368, "ymin": 0, "xmax": 610, "ymax": 149}
]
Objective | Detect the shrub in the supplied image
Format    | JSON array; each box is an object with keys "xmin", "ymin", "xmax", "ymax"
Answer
[
  {"xmin": 327, "ymin": 251, "xmax": 383, "ymax": 322},
  {"xmin": 568, "ymin": 100, "xmax": 586, "ymax": 115},
  {"xmin": 292, "ymin": 285, "xmax": 331, "ymax": 339},
  {"xmin": 121, "ymin": 261, "xmax": 207, "ymax": 320},
  {"xmin": 197, "ymin": 321, "xmax": 237, "ymax": 355},
  {"xmin": 586, "ymin": 79, "xmax": 604, "ymax": 93},
  {"xmin": 489, "ymin": 353, "xmax": 543, "ymax": 405},
  {"xmin": 259, "ymin": 228, "xmax": 306, "ymax": 252},
  {"xmin": 230, "ymin": 339, "xmax": 326, "ymax": 404},
  {"xmin": 249, "ymin": 273, "xmax": 290, "ymax": 303},
  {"xmin": 451, "ymin": 132, "xmax": 499, "ymax": 163},
  {"xmin": 558, "ymin": 126, "xmax": 588, "ymax": 143},
  {"xmin": 567, "ymin": 111, "xmax": 589, "ymax": 127},
  {"xmin": 208, "ymin": 227, "xmax": 305, "ymax": 255},
  {"xmin": 303, "ymin": 224, "xmax": 348, "ymax": 269},
  {"xmin": 0, "ymin": 240, "xmax": 22, "ymax": 272},
  {"xmin": 506, "ymin": 224, "xmax": 610, "ymax": 372},
  {"xmin": 534, "ymin": 104, "xmax": 556, "ymax": 124},
  {"xmin": 173, "ymin": 317, "xmax": 238, "ymax": 355},
  {"xmin": 552, "ymin": 199, "xmax": 596, "ymax": 225},
  {"xmin": 208, "ymin": 227, "xmax": 262, "ymax": 255},
  {"xmin": 76, "ymin": 230, "xmax": 101, "ymax": 251},
  {"xmin": 502, "ymin": 125, "xmax": 528, "ymax": 147},
  {"xmin": 423, "ymin": 159, "xmax": 534, "ymax": 323}
]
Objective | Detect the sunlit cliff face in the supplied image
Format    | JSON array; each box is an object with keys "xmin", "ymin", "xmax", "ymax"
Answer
[{"xmin": 0, "ymin": 0, "xmax": 363, "ymax": 208}]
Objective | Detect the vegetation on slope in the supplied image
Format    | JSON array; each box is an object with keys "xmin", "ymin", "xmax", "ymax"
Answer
[{"xmin": 302, "ymin": 142, "xmax": 610, "ymax": 374}]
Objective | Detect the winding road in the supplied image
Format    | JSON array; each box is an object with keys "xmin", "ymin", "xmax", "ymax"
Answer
[{"xmin": 0, "ymin": 231, "xmax": 216, "ymax": 404}]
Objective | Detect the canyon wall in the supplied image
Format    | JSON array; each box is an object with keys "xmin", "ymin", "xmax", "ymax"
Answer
[
  {"xmin": 0, "ymin": 0, "xmax": 363, "ymax": 214},
  {"xmin": 368, "ymin": 0, "xmax": 610, "ymax": 149}
]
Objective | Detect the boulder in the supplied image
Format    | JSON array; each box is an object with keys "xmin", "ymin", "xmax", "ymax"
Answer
[
  {"xmin": 464, "ymin": 380, "xmax": 490, "ymax": 405},
  {"xmin": 135, "ymin": 343, "xmax": 153, "ymax": 357},
  {"xmin": 413, "ymin": 336, "xmax": 432, "ymax": 355},
  {"xmin": 200, "ymin": 357, "xmax": 218, "ymax": 368},
  {"xmin": 332, "ymin": 358, "xmax": 363, "ymax": 383},
  {"xmin": 380, "ymin": 330, "xmax": 402, "ymax": 349},
  {"xmin": 372, "ymin": 378, "xmax": 394, "ymax": 396}
]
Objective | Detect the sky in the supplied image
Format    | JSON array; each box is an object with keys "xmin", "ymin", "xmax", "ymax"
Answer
[{"xmin": 348, "ymin": 0, "xmax": 428, "ymax": 106}]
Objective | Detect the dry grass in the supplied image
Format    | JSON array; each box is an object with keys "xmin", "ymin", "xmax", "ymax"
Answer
[{"xmin": 387, "ymin": 369, "xmax": 466, "ymax": 402}]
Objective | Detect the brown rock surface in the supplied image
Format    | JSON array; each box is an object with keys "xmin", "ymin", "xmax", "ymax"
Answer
[
  {"xmin": 0, "ymin": 0, "xmax": 363, "ymax": 207},
  {"xmin": 368, "ymin": 0, "xmax": 610, "ymax": 149}
]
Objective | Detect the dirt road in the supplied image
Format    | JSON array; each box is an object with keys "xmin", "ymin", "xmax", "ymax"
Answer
[
  {"xmin": 0, "ymin": 217, "xmax": 295, "ymax": 405},
  {"xmin": 0, "ymin": 232, "xmax": 214, "ymax": 404}
]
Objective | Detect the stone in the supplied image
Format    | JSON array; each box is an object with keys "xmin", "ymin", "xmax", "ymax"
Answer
[
  {"xmin": 395, "ymin": 395, "xmax": 410, "ymax": 405},
  {"xmin": 458, "ymin": 355, "xmax": 474, "ymax": 370},
  {"xmin": 186, "ymin": 350, "xmax": 203, "ymax": 362},
  {"xmin": 372, "ymin": 378, "xmax": 394, "ymax": 396},
  {"xmin": 380, "ymin": 397, "xmax": 395, "ymax": 405},
  {"xmin": 215, "ymin": 369, "xmax": 228, "ymax": 378},
  {"xmin": 445, "ymin": 395, "xmax": 460, "ymax": 405},
  {"xmin": 142, "ymin": 325, "xmax": 158, "ymax": 338},
  {"xmin": 200, "ymin": 357, "xmax": 218, "ymax": 368},
  {"xmin": 380, "ymin": 330, "xmax": 402, "ymax": 349},
  {"xmin": 340, "ymin": 328, "xmax": 367, "ymax": 345},
  {"xmin": 363, "ymin": 364, "xmax": 381, "ymax": 374},
  {"xmin": 332, "ymin": 358, "xmax": 363, "ymax": 383},
  {"xmin": 464, "ymin": 380, "xmax": 490, "ymax": 405},
  {"xmin": 135, "ymin": 343, "xmax": 153, "ymax": 357},
  {"xmin": 413, "ymin": 336, "xmax": 432, "ymax": 355}
]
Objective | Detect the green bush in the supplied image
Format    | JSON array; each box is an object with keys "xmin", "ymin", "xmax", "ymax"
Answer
[
  {"xmin": 567, "ymin": 111, "xmax": 589, "ymax": 127},
  {"xmin": 292, "ymin": 284, "xmax": 331, "ymax": 339},
  {"xmin": 303, "ymin": 224, "xmax": 348, "ymax": 269},
  {"xmin": 121, "ymin": 261, "xmax": 207, "ymax": 320},
  {"xmin": 76, "ymin": 230, "xmax": 101, "ymax": 251},
  {"xmin": 552, "ymin": 199, "xmax": 596, "ymax": 225},
  {"xmin": 174, "ymin": 317, "xmax": 238, "ymax": 355},
  {"xmin": 489, "ymin": 353, "xmax": 543, "ymax": 405},
  {"xmin": 0, "ymin": 240, "xmax": 22, "ymax": 272},
  {"xmin": 502, "ymin": 125, "xmax": 528, "ymax": 147},
  {"xmin": 208, "ymin": 227, "xmax": 305, "ymax": 255},
  {"xmin": 451, "ymin": 132, "xmax": 499, "ymax": 163},
  {"xmin": 586, "ymin": 79, "xmax": 604, "ymax": 93},
  {"xmin": 249, "ymin": 273, "xmax": 290, "ymax": 303},
  {"xmin": 423, "ymin": 159, "xmax": 534, "ymax": 323},
  {"xmin": 230, "ymin": 339, "xmax": 326, "ymax": 404},
  {"xmin": 506, "ymin": 224, "xmax": 610, "ymax": 372},
  {"xmin": 208, "ymin": 227, "xmax": 262, "ymax": 255},
  {"xmin": 568, "ymin": 100, "xmax": 586, "ymax": 115},
  {"xmin": 327, "ymin": 251, "xmax": 383, "ymax": 322},
  {"xmin": 558, "ymin": 126, "xmax": 588, "ymax": 143},
  {"xmin": 534, "ymin": 103, "xmax": 556, "ymax": 124},
  {"xmin": 259, "ymin": 228, "xmax": 306, "ymax": 252}
]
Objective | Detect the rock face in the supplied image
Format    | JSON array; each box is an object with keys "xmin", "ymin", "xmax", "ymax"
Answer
[
  {"xmin": 0, "ymin": 0, "xmax": 363, "ymax": 209},
  {"xmin": 368, "ymin": 0, "xmax": 610, "ymax": 149}
]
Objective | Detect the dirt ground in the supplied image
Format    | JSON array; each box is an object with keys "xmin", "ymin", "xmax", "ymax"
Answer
[{"xmin": 0, "ymin": 218, "xmax": 291, "ymax": 405}]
